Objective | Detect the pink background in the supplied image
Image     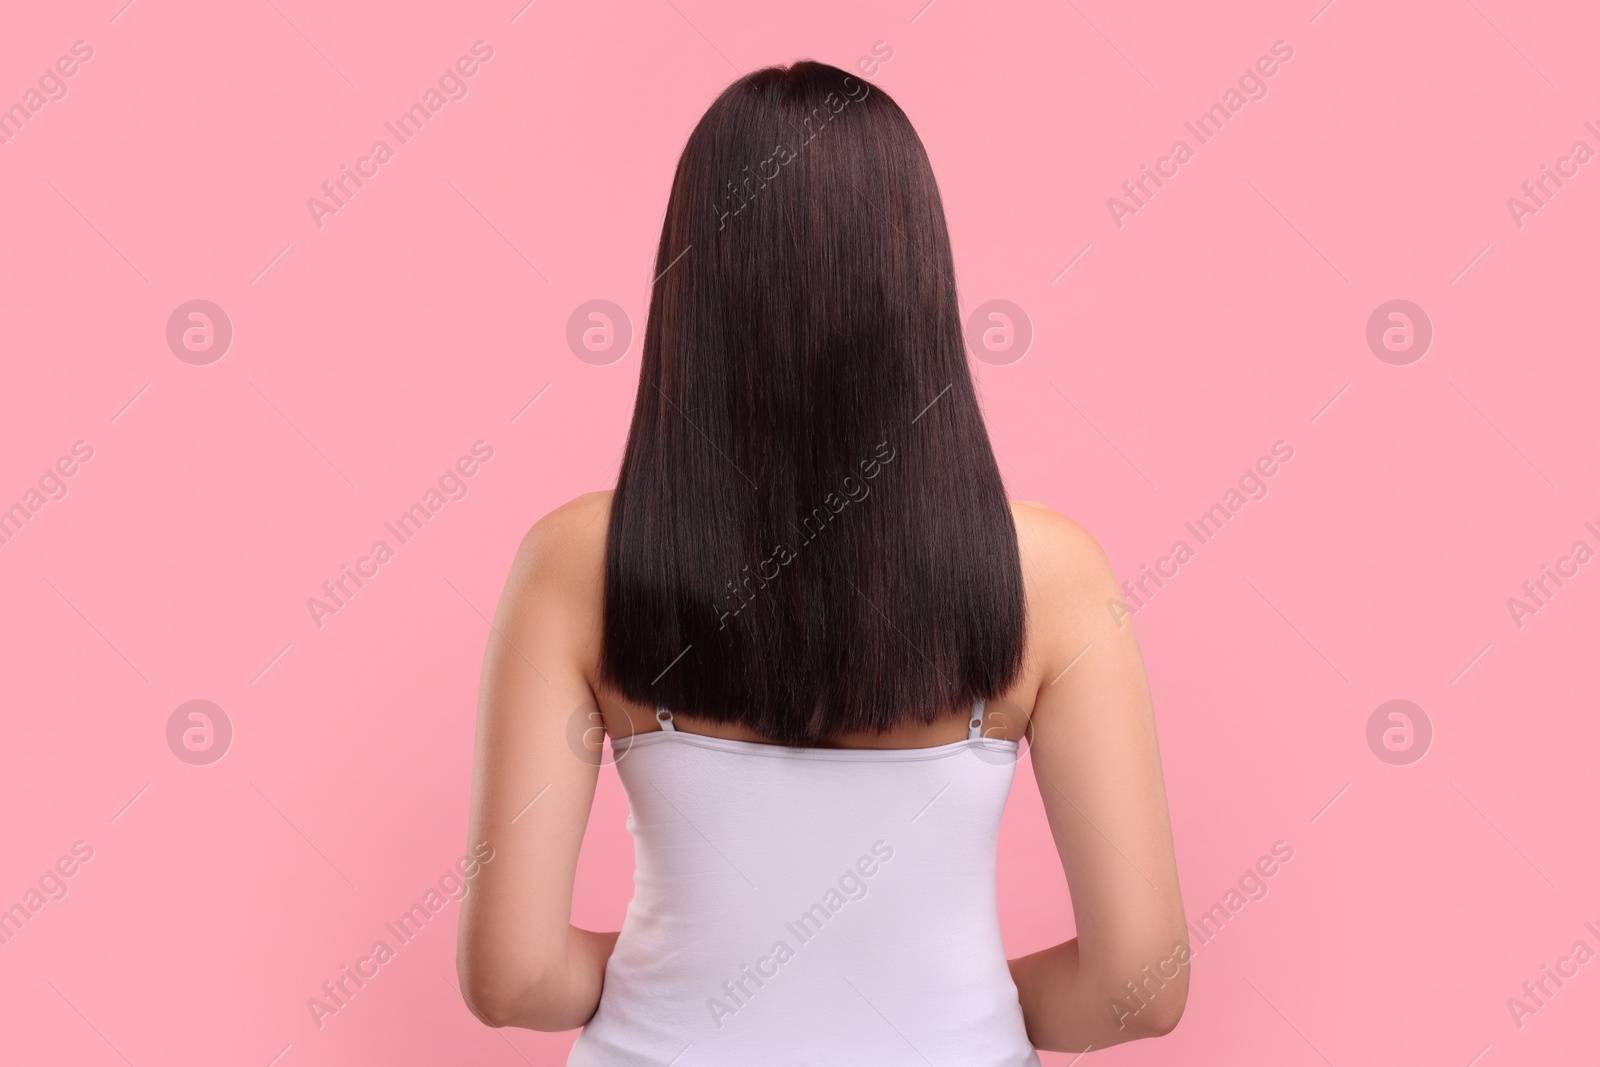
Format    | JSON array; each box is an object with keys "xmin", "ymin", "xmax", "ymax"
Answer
[{"xmin": 3, "ymin": 0, "xmax": 1597, "ymax": 1063}]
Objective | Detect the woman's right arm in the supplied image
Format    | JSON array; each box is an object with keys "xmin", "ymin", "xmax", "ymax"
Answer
[
  {"xmin": 456, "ymin": 493, "xmax": 618, "ymax": 1030},
  {"xmin": 1007, "ymin": 505, "xmax": 1190, "ymax": 1052}
]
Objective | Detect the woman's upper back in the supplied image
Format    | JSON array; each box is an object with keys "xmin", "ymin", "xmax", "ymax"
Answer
[{"xmin": 527, "ymin": 489, "xmax": 1114, "ymax": 750}]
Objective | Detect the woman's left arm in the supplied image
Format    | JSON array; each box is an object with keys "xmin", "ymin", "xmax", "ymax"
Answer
[{"xmin": 456, "ymin": 494, "xmax": 616, "ymax": 1030}]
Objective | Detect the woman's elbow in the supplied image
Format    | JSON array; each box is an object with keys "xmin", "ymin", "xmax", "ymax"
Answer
[
  {"xmin": 458, "ymin": 966, "xmax": 526, "ymax": 1029},
  {"xmin": 1119, "ymin": 964, "xmax": 1189, "ymax": 1038},
  {"xmin": 1136, "ymin": 985, "xmax": 1187, "ymax": 1037},
  {"xmin": 456, "ymin": 951, "xmax": 563, "ymax": 1030},
  {"xmin": 1096, "ymin": 944, "xmax": 1191, "ymax": 1042},
  {"xmin": 460, "ymin": 974, "xmax": 583, "ymax": 1031}
]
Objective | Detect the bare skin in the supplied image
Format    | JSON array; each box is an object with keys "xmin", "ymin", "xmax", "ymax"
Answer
[{"xmin": 456, "ymin": 491, "xmax": 1189, "ymax": 1050}]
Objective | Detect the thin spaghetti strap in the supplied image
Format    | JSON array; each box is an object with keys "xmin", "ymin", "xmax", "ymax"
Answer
[
  {"xmin": 656, "ymin": 706, "xmax": 676, "ymax": 733},
  {"xmin": 968, "ymin": 698, "xmax": 986, "ymax": 741}
]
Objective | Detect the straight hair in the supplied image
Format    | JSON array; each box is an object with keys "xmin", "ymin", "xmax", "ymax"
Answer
[{"xmin": 600, "ymin": 60, "xmax": 1025, "ymax": 743}]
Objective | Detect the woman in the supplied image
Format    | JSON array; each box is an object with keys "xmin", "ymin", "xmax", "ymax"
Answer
[{"xmin": 457, "ymin": 60, "xmax": 1187, "ymax": 1063}]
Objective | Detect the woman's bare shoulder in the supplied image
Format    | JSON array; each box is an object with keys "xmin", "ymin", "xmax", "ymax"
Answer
[
  {"xmin": 517, "ymin": 489, "xmax": 612, "ymax": 555},
  {"xmin": 502, "ymin": 490, "xmax": 613, "ymax": 613},
  {"xmin": 1009, "ymin": 499, "xmax": 1119, "ymax": 602},
  {"xmin": 488, "ymin": 491, "xmax": 616, "ymax": 691},
  {"xmin": 983, "ymin": 501, "xmax": 1123, "ymax": 721}
]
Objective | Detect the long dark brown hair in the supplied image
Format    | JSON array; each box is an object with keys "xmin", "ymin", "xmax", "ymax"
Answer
[{"xmin": 599, "ymin": 60, "xmax": 1025, "ymax": 743}]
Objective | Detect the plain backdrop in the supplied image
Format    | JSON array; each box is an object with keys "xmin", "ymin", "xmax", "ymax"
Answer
[{"xmin": 1, "ymin": 0, "xmax": 1596, "ymax": 1064}]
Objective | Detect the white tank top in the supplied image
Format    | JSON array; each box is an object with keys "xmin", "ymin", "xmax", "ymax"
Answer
[{"xmin": 567, "ymin": 700, "xmax": 1042, "ymax": 1067}]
